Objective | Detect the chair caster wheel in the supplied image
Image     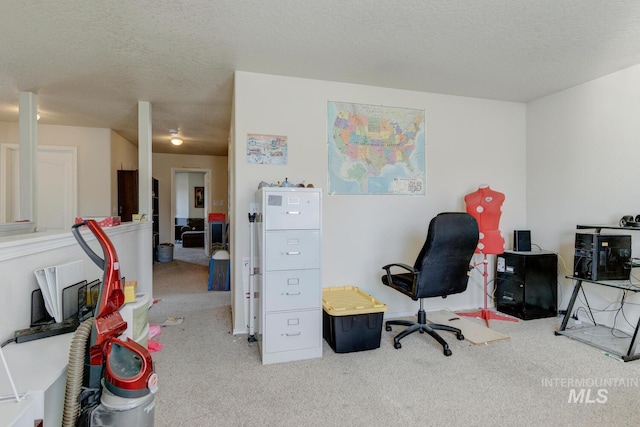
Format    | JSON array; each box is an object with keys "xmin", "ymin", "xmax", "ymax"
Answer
[
  {"xmin": 385, "ymin": 325, "xmax": 392, "ymax": 332},
  {"xmin": 456, "ymin": 333, "xmax": 464, "ymax": 341},
  {"xmin": 444, "ymin": 348, "xmax": 452, "ymax": 356},
  {"xmin": 394, "ymin": 341, "xmax": 402, "ymax": 349}
]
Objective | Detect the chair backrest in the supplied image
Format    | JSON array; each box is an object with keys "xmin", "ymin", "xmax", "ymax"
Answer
[{"xmin": 413, "ymin": 212, "xmax": 479, "ymax": 299}]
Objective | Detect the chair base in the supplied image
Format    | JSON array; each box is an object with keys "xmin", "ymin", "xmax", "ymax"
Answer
[{"xmin": 385, "ymin": 308, "xmax": 464, "ymax": 356}]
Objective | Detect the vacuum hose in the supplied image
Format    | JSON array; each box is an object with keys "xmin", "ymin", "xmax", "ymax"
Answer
[{"xmin": 62, "ymin": 318, "xmax": 93, "ymax": 427}]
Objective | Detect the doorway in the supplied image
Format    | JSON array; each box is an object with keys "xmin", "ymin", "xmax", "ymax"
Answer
[{"xmin": 171, "ymin": 168, "xmax": 211, "ymax": 259}]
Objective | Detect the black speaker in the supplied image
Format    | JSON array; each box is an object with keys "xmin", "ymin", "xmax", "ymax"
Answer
[
  {"xmin": 619, "ymin": 215, "xmax": 640, "ymax": 227},
  {"xmin": 514, "ymin": 230, "xmax": 531, "ymax": 252}
]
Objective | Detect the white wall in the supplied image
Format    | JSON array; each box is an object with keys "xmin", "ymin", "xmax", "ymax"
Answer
[
  {"xmin": 152, "ymin": 153, "xmax": 228, "ymax": 243},
  {"xmin": 175, "ymin": 173, "xmax": 189, "ymax": 218},
  {"xmin": 527, "ymin": 63, "xmax": 640, "ymax": 333},
  {"xmin": 175, "ymin": 172, "xmax": 206, "ymax": 218},
  {"xmin": 231, "ymin": 72, "xmax": 527, "ymax": 333},
  {"xmin": 0, "ymin": 121, "xmax": 19, "ymax": 139},
  {"xmin": 0, "ymin": 122, "xmax": 113, "ymax": 217}
]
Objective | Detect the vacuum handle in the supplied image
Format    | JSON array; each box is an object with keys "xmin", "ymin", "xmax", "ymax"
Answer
[{"xmin": 72, "ymin": 221, "xmax": 105, "ymax": 270}]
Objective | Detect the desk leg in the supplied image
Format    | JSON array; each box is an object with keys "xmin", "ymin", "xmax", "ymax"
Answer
[
  {"xmin": 626, "ymin": 312, "xmax": 640, "ymax": 359},
  {"xmin": 558, "ymin": 279, "xmax": 582, "ymax": 332}
]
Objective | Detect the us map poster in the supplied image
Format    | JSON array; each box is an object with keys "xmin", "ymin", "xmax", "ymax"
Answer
[{"xmin": 327, "ymin": 101, "xmax": 425, "ymax": 195}]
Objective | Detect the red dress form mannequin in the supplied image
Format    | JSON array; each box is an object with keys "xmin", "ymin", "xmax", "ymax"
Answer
[
  {"xmin": 458, "ymin": 185, "xmax": 517, "ymax": 326},
  {"xmin": 464, "ymin": 185, "xmax": 505, "ymax": 255}
]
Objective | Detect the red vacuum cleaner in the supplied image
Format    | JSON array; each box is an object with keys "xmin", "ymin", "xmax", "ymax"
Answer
[{"xmin": 63, "ymin": 220, "xmax": 157, "ymax": 427}]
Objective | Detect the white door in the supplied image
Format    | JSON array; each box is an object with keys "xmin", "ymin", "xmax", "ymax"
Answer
[{"xmin": 1, "ymin": 144, "xmax": 77, "ymax": 230}]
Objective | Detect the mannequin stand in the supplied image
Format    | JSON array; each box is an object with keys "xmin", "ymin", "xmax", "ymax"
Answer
[{"xmin": 457, "ymin": 253, "xmax": 518, "ymax": 327}]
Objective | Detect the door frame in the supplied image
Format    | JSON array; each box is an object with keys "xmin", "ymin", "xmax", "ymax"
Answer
[
  {"xmin": 170, "ymin": 167, "xmax": 211, "ymax": 257},
  {"xmin": 0, "ymin": 143, "xmax": 77, "ymax": 227}
]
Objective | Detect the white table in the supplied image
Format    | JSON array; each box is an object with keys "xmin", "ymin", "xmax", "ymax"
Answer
[{"xmin": 0, "ymin": 333, "xmax": 73, "ymax": 426}]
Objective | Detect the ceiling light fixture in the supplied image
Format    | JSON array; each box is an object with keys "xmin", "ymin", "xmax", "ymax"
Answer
[{"xmin": 169, "ymin": 129, "xmax": 183, "ymax": 146}]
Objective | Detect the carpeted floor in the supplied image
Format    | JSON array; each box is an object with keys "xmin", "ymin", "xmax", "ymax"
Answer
[
  {"xmin": 170, "ymin": 243, "xmax": 210, "ymax": 266},
  {"xmin": 148, "ymin": 256, "xmax": 640, "ymax": 426}
]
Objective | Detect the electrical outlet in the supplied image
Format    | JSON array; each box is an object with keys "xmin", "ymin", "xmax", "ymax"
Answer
[{"xmin": 570, "ymin": 312, "xmax": 582, "ymax": 324}]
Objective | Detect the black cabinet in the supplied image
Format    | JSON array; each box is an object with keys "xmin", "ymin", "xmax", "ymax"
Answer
[
  {"xmin": 152, "ymin": 177, "xmax": 159, "ymax": 234},
  {"xmin": 117, "ymin": 170, "xmax": 159, "ymax": 260},
  {"xmin": 117, "ymin": 170, "xmax": 159, "ymax": 223},
  {"xmin": 152, "ymin": 178, "xmax": 159, "ymax": 261},
  {"xmin": 495, "ymin": 251, "xmax": 558, "ymax": 320},
  {"xmin": 117, "ymin": 170, "xmax": 139, "ymax": 222}
]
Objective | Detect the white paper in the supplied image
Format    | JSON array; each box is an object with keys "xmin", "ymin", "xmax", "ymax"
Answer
[
  {"xmin": 44, "ymin": 266, "xmax": 59, "ymax": 322},
  {"xmin": 33, "ymin": 260, "xmax": 84, "ymax": 323},
  {"xmin": 33, "ymin": 268, "xmax": 55, "ymax": 320}
]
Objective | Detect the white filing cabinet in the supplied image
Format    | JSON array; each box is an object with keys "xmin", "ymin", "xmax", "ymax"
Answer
[{"xmin": 255, "ymin": 187, "xmax": 322, "ymax": 364}]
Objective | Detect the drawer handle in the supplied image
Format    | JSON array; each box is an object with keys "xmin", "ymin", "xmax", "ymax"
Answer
[
  {"xmin": 286, "ymin": 251, "xmax": 300, "ymax": 255},
  {"xmin": 286, "ymin": 292, "xmax": 301, "ymax": 296},
  {"xmin": 286, "ymin": 211, "xmax": 300, "ymax": 215},
  {"xmin": 286, "ymin": 332, "xmax": 301, "ymax": 337}
]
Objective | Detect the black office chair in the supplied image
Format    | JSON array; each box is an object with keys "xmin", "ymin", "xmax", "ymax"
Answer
[{"xmin": 381, "ymin": 212, "xmax": 479, "ymax": 356}]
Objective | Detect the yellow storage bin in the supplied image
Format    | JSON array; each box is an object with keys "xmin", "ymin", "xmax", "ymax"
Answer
[
  {"xmin": 322, "ymin": 286, "xmax": 388, "ymax": 353},
  {"xmin": 124, "ymin": 280, "xmax": 138, "ymax": 303}
]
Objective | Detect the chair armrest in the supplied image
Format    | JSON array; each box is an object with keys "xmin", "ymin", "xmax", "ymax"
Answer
[
  {"xmin": 381, "ymin": 263, "xmax": 416, "ymax": 274},
  {"xmin": 382, "ymin": 262, "xmax": 416, "ymax": 283},
  {"xmin": 382, "ymin": 263, "xmax": 418, "ymax": 296}
]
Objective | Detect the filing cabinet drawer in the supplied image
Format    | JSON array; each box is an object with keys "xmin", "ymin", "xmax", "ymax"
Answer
[
  {"xmin": 265, "ymin": 230, "xmax": 320, "ymax": 271},
  {"xmin": 264, "ymin": 269, "xmax": 321, "ymax": 312},
  {"xmin": 263, "ymin": 310, "xmax": 321, "ymax": 353},
  {"xmin": 264, "ymin": 191, "xmax": 320, "ymax": 230}
]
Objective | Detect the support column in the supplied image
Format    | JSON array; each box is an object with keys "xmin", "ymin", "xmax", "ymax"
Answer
[
  {"xmin": 138, "ymin": 101, "xmax": 152, "ymax": 217},
  {"xmin": 19, "ymin": 91, "xmax": 38, "ymax": 224},
  {"xmin": 137, "ymin": 101, "xmax": 154, "ymax": 300}
]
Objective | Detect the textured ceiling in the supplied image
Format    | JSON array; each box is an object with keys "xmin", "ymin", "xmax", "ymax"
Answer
[{"xmin": 1, "ymin": 1, "xmax": 640, "ymax": 156}]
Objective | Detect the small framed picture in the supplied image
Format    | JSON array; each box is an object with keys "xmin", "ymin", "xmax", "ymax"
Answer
[{"xmin": 194, "ymin": 186, "xmax": 204, "ymax": 208}]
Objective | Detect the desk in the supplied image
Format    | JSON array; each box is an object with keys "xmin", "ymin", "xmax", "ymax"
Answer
[
  {"xmin": 0, "ymin": 399, "xmax": 35, "ymax": 427},
  {"xmin": 555, "ymin": 276, "xmax": 640, "ymax": 362},
  {"xmin": 0, "ymin": 333, "xmax": 72, "ymax": 426}
]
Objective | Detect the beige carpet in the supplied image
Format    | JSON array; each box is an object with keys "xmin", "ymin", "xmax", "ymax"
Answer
[
  {"xmin": 148, "ymin": 260, "xmax": 640, "ymax": 427},
  {"xmin": 168, "ymin": 243, "xmax": 210, "ymax": 266}
]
